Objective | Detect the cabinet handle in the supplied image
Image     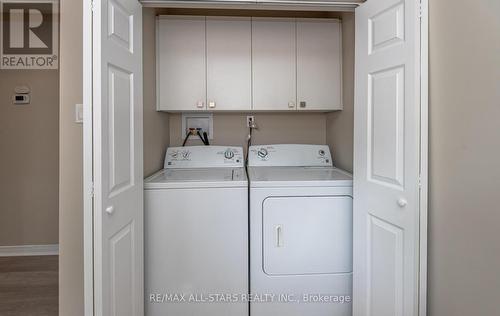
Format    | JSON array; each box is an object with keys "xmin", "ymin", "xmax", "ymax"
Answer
[
  {"xmin": 196, "ymin": 101, "xmax": 204, "ymax": 108},
  {"xmin": 208, "ymin": 101, "xmax": 216, "ymax": 109},
  {"xmin": 288, "ymin": 101, "xmax": 295, "ymax": 109},
  {"xmin": 299, "ymin": 101, "xmax": 306, "ymax": 108}
]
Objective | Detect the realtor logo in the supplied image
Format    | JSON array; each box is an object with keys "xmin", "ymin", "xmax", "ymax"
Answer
[{"xmin": 1, "ymin": 0, "xmax": 58, "ymax": 69}]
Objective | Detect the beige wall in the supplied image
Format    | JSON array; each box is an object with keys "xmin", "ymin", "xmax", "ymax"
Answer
[
  {"xmin": 143, "ymin": 8, "xmax": 170, "ymax": 177},
  {"xmin": 59, "ymin": 0, "xmax": 84, "ymax": 315},
  {"xmin": 169, "ymin": 113, "xmax": 326, "ymax": 148},
  {"xmin": 326, "ymin": 12, "xmax": 354, "ymax": 172},
  {"xmin": 0, "ymin": 70, "xmax": 59, "ymax": 246},
  {"xmin": 427, "ymin": 1, "xmax": 500, "ymax": 315}
]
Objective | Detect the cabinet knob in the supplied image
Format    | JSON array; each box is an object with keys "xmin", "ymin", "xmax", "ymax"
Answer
[
  {"xmin": 196, "ymin": 101, "xmax": 204, "ymax": 108},
  {"xmin": 299, "ymin": 101, "xmax": 306, "ymax": 108},
  {"xmin": 288, "ymin": 101, "xmax": 295, "ymax": 109},
  {"xmin": 208, "ymin": 101, "xmax": 216, "ymax": 109}
]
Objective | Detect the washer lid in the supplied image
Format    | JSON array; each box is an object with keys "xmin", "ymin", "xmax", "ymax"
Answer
[
  {"xmin": 248, "ymin": 166, "xmax": 352, "ymax": 187},
  {"xmin": 144, "ymin": 168, "xmax": 247, "ymax": 189}
]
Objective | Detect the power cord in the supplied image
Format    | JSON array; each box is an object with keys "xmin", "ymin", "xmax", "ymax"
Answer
[
  {"xmin": 203, "ymin": 132, "xmax": 210, "ymax": 146},
  {"xmin": 245, "ymin": 119, "xmax": 258, "ymax": 166},
  {"xmin": 197, "ymin": 130, "xmax": 208, "ymax": 145},
  {"xmin": 182, "ymin": 130, "xmax": 193, "ymax": 146},
  {"xmin": 183, "ymin": 128, "xmax": 209, "ymax": 146}
]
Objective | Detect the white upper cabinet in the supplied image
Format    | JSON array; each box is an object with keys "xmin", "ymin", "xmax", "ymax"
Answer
[
  {"xmin": 206, "ymin": 17, "xmax": 252, "ymax": 111},
  {"xmin": 156, "ymin": 16, "xmax": 342, "ymax": 112},
  {"xmin": 252, "ymin": 18, "xmax": 296, "ymax": 111},
  {"xmin": 297, "ymin": 19, "xmax": 342, "ymax": 111},
  {"xmin": 157, "ymin": 16, "xmax": 206, "ymax": 111}
]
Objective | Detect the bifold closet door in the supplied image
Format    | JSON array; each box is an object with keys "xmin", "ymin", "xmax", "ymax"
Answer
[
  {"xmin": 90, "ymin": 0, "xmax": 144, "ymax": 314},
  {"xmin": 157, "ymin": 16, "xmax": 206, "ymax": 111},
  {"xmin": 206, "ymin": 17, "xmax": 252, "ymax": 111},
  {"xmin": 353, "ymin": 0, "xmax": 422, "ymax": 315},
  {"xmin": 252, "ymin": 18, "xmax": 296, "ymax": 111}
]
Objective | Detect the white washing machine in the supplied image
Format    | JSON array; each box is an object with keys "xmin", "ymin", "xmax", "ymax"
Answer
[
  {"xmin": 144, "ymin": 146, "xmax": 248, "ymax": 316},
  {"xmin": 248, "ymin": 144, "xmax": 353, "ymax": 316}
]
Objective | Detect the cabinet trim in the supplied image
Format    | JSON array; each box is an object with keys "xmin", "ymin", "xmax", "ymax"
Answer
[{"xmin": 141, "ymin": 1, "xmax": 360, "ymax": 12}]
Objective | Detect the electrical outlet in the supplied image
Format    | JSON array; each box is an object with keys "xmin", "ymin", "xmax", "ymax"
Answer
[{"xmin": 247, "ymin": 116, "xmax": 255, "ymax": 128}]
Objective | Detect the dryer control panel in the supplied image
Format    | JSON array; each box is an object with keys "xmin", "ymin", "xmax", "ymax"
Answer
[
  {"xmin": 248, "ymin": 144, "xmax": 333, "ymax": 167},
  {"xmin": 164, "ymin": 146, "xmax": 244, "ymax": 168}
]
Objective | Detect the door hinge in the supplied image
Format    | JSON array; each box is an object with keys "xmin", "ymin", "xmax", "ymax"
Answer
[
  {"xmin": 418, "ymin": 2, "xmax": 423, "ymax": 19},
  {"xmin": 91, "ymin": 1, "xmax": 96, "ymax": 12},
  {"xmin": 90, "ymin": 183, "xmax": 95, "ymax": 198}
]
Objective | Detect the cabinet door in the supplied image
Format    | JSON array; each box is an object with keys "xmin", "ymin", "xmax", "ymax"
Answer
[
  {"xmin": 206, "ymin": 17, "xmax": 252, "ymax": 111},
  {"xmin": 157, "ymin": 16, "xmax": 206, "ymax": 111},
  {"xmin": 297, "ymin": 19, "xmax": 342, "ymax": 111},
  {"xmin": 252, "ymin": 18, "xmax": 296, "ymax": 111}
]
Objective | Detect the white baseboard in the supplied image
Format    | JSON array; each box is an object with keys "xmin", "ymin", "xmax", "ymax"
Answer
[{"xmin": 0, "ymin": 244, "xmax": 59, "ymax": 257}]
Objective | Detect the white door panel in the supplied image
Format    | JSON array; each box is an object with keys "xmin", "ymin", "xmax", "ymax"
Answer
[
  {"xmin": 354, "ymin": 0, "xmax": 420, "ymax": 316},
  {"xmin": 252, "ymin": 18, "xmax": 296, "ymax": 110},
  {"xmin": 93, "ymin": 0, "xmax": 144, "ymax": 315},
  {"xmin": 206, "ymin": 17, "xmax": 252, "ymax": 111}
]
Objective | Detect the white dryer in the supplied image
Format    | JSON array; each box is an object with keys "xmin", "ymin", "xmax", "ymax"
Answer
[
  {"xmin": 144, "ymin": 146, "xmax": 248, "ymax": 316},
  {"xmin": 248, "ymin": 144, "xmax": 353, "ymax": 316}
]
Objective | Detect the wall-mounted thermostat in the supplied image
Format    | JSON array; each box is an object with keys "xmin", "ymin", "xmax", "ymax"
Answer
[{"xmin": 12, "ymin": 85, "xmax": 31, "ymax": 105}]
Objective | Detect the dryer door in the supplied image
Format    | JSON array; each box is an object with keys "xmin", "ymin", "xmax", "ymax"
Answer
[{"xmin": 263, "ymin": 196, "xmax": 352, "ymax": 275}]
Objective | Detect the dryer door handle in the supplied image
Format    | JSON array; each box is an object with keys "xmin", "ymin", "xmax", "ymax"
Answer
[{"xmin": 275, "ymin": 225, "xmax": 283, "ymax": 247}]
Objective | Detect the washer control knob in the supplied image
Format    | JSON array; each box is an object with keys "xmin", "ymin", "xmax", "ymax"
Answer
[
  {"xmin": 224, "ymin": 149, "xmax": 235, "ymax": 159},
  {"xmin": 257, "ymin": 148, "xmax": 268, "ymax": 159}
]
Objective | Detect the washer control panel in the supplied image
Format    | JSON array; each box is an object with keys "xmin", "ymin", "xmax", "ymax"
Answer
[
  {"xmin": 165, "ymin": 146, "xmax": 244, "ymax": 168},
  {"xmin": 248, "ymin": 144, "xmax": 333, "ymax": 167}
]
